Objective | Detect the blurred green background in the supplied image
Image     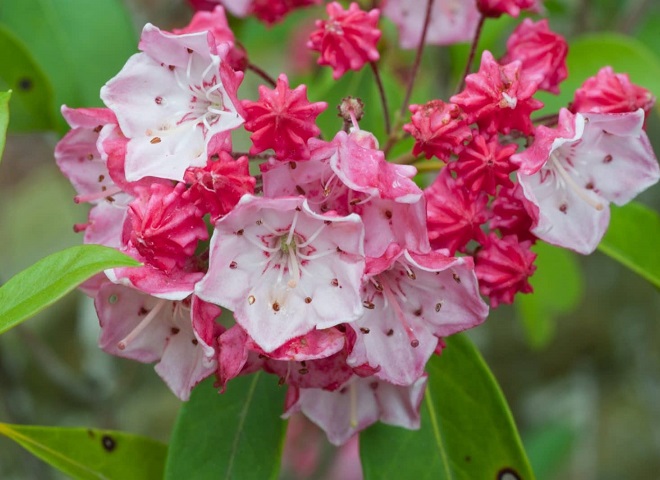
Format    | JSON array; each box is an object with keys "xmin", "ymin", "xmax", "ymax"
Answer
[{"xmin": 1, "ymin": 0, "xmax": 659, "ymax": 478}]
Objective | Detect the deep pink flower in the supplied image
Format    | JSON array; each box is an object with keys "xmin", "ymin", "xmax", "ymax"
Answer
[
  {"xmin": 195, "ymin": 195, "xmax": 366, "ymax": 353},
  {"xmin": 95, "ymin": 284, "xmax": 220, "ymax": 400},
  {"xmin": 124, "ymin": 183, "xmax": 208, "ymax": 272},
  {"xmin": 243, "ymin": 74, "xmax": 327, "ymax": 160},
  {"xmin": 284, "ymin": 374, "xmax": 427, "ymax": 446},
  {"xmin": 261, "ymin": 131, "xmax": 430, "ymax": 258},
  {"xmin": 404, "ymin": 100, "xmax": 472, "ymax": 161},
  {"xmin": 184, "ymin": 151, "xmax": 255, "ymax": 221},
  {"xmin": 476, "ymin": 0, "xmax": 541, "ymax": 18},
  {"xmin": 425, "ymin": 169, "xmax": 490, "ymax": 255},
  {"xmin": 489, "ymin": 183, "xmax": 536, "ymax": 242},
  {"xmin": 501, "ymin": 19, "xmax": 568, "ymax": 94},
  {"xmin": 449, "ymin": 132, "xmax": 517, "ymax": 195},
  {"xmin": 194, "ymin": 0, "xmax": 321, "ymax": 25},
  {"xmin": 571, "ymin": 66, "xmax": 656, "ymax": 117},
  {"xmin": 101, "ymin": 24, "xmax": 244, "ymax": 181},
  {"xmin": 308, "ymin": 2, "xmax": 381, "ymax": 79},
  {"xmin": 383, "ymin": 0, "xmax": 480, "ymax": 49},
  {"xmin": 512, "ymin": 108, "xmax": 660, "ymax": 254},
  {"xmin": 475, "ymin": 234, "xmax": 536, "ymax": 308},
  {"xmin": 451, "ymin": 50, "xmax": 543, "ymax": 135}
]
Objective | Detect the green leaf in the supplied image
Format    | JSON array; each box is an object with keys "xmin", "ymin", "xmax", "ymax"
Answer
[
  {"xmin": 537, "ymin": 33, "xmax": 660, "ymax": 116},
  {"xmin": 0, "ymin": 90, "xmax": 10, "ymax": 161},
  {"xmin": 165, "ymin": 373, "xmax": 287, "ymax": 480},
  {"xmin": 0, "ymin": 26, "xmax": 56, "ymax": 132},
  {"xmin": 598, "ymin": 202, "xmax": 660, "ymax": 289},
  {"xmin": 0, "ymin": 245, "xmax": 140, "ymax": 334},
  {"xmin": 360, "ymin": 334, "xmax": 534, "ymax": 480},
  {"xmin": 0, "ymin": 0, "xmax": 137, "ymax": 132},
  {"xmin": 0, "ymin": 423, "xmax": 166, "ymax": 480},
  {"xmin": 524, "ymin": 422, "xmax": 576, "ymax": 480},
  {"xmin": 516, "ymin": 243, "xmax": 584, "ymax": 349}
]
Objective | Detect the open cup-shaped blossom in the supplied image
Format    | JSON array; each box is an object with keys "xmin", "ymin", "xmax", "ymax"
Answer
[
  {"xmin": 196, "ymin": 194, "xmax": 366, "ymax": 353},
  {"xmin": 512, "ymin": 108, "xmax": 660, "ymax": 254},
  {"xmin": 101, "ymin": 23, "xmax": 244, "ymax": 182}
]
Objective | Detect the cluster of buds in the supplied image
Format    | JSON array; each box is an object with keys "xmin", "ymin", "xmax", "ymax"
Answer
[{"xmin": 55, "ymin": 1, "xmax": 659, "ymax": 445}]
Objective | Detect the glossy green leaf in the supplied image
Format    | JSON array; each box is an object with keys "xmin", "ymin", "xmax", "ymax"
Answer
[
  {"xmin": 537, "ymin": 33, "xmax": 660, "ymax": 116},
  {"xmin": 360, "ymin": 334, "xmax": 534, "ymax": 480},
  {"xmin": 0, "ymin": 26, "xmax": 56, "ymax": 132},
  {"xmin": 0, "ymin": 90, "xmax": 9, "ymax": 161},
  {"xmin": 0, "ymin": 0, "xmax": 137, "ymax": 132},
  {"xmin": 165, "ymin": 373, "xmax": 287, "ymax": 480},
  {"xmin": 0, "ymin": 245, "xmax": 140, "ymax": 334},
  {"xmin": 0, "ymin": 423, "xmax": 166, "ymax": 480},
  {"xmin": 524, "ymin": 422, "xmax": 576, "ymax": 480},
  {"xmin": 598, "ymin": 202, "xmax": 660, "ymax": 289},
  {"xmin": 516, "ymin": 243, "xmax": 584, "ymax": 349}
]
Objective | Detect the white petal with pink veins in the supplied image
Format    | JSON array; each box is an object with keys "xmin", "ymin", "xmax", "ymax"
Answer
[
  {"xmin": 95, "ymin": 284, "xmax": 217, "ymax": 400},
  {"xmin": 196, "ymin": 195, "xmax": 366, "ymax": 353},
  {"xmin": 101, "ymin": 25, "xmax": 244, "ymax": 182}
]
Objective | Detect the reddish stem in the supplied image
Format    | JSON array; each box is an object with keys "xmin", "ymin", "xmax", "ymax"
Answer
[
  {"xmin": 399, "ymin": 0, "xmax": 435, "ymax": 119},
  {"xmin": 455, "ymin": 14, "xmax": 485, "ymax": 95},
  {"xmin": 370, "ymin": 61, "xmax": 392, "ymax": 135},
  {"xmin": 246, "ymin": 62, "xmax": 276, "ymax": 87}
]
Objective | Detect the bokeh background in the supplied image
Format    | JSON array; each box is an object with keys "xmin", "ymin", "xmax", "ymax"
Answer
[{"xmin": 0, "ymin": 0, "xmax": 659, "ymax": 478}]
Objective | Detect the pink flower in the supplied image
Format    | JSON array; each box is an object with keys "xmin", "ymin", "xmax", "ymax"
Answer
[
  {"xmin": 184, "ymin": 151, "xmax": 255, "ymax": 221},
  {"xmin": 451, "ymin": 50, "xmax": 543, "ymax": 135},
  {"xmin": 195, "ymin": 194, "xmax": 366, "ymax": 353},
  {"xmin": 404, "ymin": 100, "xmax": 472, "ymax": 161},
  {"xmin": 475, "ymin": 234, "xmax": 536, "ymax": 307},
  {"xmin": 512, "ymin": 108, "xmax": 660, "ymax": 254},
  {"xmin": 425, "ymin": 168, "xmax": 490, "ymax": 255},
  {"xmin": 476, "ymin": 0, "xmax": 541, "ymax": 18},
  {"xmin": 449, "ymin": 132, "xmax": 517, "ymax": 195},
  {"xmin": 501, "ymin": 19, "xmax": 568, "ymax": 94},
  {"xmin": 348, "ymin": 245, "xmax": 488, "ymax": 386},
  {"xmin": 284, "ymin": 375, "xmax": 427, "ymax": 446},
  {"xmin": 95, "ymin": 284, "xmax": 221, "ymax": 400},
  {"xmin": 262, "ymin": 131, "xmax": 430, "ymax": 257},
  {"xmin": 123, "ymin": 183, "xmax": 208, "ymax": 272},
  {"xmin": 243, "ymin": 74, "xmax": 327, "ymax": 160},
  {"xmin": 308, "ymin": 2, "xmax": 381, "ymax": 80},
  {"xmin": 489, "ymin": 183, "xmax": 536, "ymax": 242},
  {"xmin": 195, "ymin": 0, "xmax": 321, "ymax": 25},
  {"xmin": 101, "ymin": 23, "xmax": 244, "ymax": 181},
  {"xmin": 382, "ymin": 0, "xmax": 481, "ymax": 49},
  {"xmin": 571, "ymin": 66, "xmax": 656, "ymax": 117}
]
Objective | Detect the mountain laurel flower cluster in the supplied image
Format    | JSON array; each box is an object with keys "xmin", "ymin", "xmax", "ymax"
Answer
[{"xmin": 55, "ymin": 2, "xmax": 659, "ymax": 446}]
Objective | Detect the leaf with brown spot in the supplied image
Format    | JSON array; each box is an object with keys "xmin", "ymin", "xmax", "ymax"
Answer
[{"xmin": 0, "ymin": 423, "xmax": 166, "ymax": 480}]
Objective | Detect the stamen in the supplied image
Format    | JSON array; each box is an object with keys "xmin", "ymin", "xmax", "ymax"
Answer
[
  {"xmin": 117, "ymin": 299, "xmax": 166, "ymax": 350},
  {"xmin": 551, "ymin": 155, "xmax": 604, "ymax": 211},
  {"xmin": 297, "ymin": 249, "xmax": 335, "ymax": 261},
  {"xmin": 74, "ymin": 186, "xmax": 122, "ymax": 204},
  {"xmin": 298, "ymin": 223, "xmax": 328, "ymax": 248},
  {"xmin": 244, "ymin": 233, "xmax": 280, "ymax": 253},
  {"xmin": 349, "ymin": 381, "xmax": 358, "ymax": 429},
  {"xmin": 381, "ymin": 281, "xmax": 419, "ymax": 348},
  {"xmin": 286, "ymin": 209, "xmax": 300, "ymax": 245}
]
